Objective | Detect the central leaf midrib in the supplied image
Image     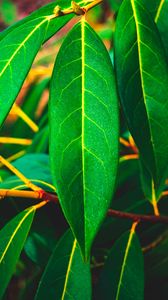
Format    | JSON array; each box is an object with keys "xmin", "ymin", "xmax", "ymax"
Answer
[
  {"xmin": 81, "ymin": 17, "xmax": 86, "ymax": 251},
  {"xmin": 115, "ymin": 230, "xmax": 135, "ymax": 300}
]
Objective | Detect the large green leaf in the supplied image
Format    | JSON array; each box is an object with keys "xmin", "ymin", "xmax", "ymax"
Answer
[
  {"xmin": 0, "ymin": 0, "xmax": 91, "ymax": 128},
  {"xmin": 115, "ymin": 0, "xmax": 168, "ymax": 200},
  {"xmin": 0, "ymin": 206, "xmax": 35, "ymax": 298},
  {"xmin": 145, "ymin": 0, "xmax": 168, "ymax": 58},
  {"xmin": 49, "ymin": 19, "xmax": 119, "ymax": 259},
  {"xmin": 98, "ymin": 229, "xmax": 144, "ymax": 300},
  {"xmin": 35, "ymin": 230, "xmax": 91, "ymax": 300}
]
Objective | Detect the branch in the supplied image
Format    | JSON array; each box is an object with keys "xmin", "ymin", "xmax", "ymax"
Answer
[
  {"xmin": 0, "ymin": 189, "xmax": 168, "ymax": 224},
  {"xmin": 108, "ymin": 209, "xmax": 168, "ymax": 224},
  {"xmin": 53, "ymin": 0, "xmax": 103, "ymax": 17}
]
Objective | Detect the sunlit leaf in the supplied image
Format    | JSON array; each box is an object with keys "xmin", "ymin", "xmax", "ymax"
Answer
[
  {"xmin": 49, "ymin": 19, "xmax": 119, "ymax": 259},
  {"xmin": 0, "ymin": 0, "xmax": 89, "ymax": 127}
]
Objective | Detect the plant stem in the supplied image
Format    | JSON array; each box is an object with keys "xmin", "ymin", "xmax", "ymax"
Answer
[
  {"xmin": 0, "ymin": 137, "xmax": 32, "ymax": 145},
  {"xmin": 0, "ymin": 156, "xmax": 40, "ymax": 191},
  {"xmin": 0, "ymin": 150, "xmax": 25, "ymax": 168},
  {"xmin": 0, "ymin": 188, "xmax": 168, "ymax": 224},
  {"xmin": 53, "ymin": 0, "xmax": 103, "ymax": 17},
  {"xmin": 107, "ymin": 209, "xmax": 168, "ymax": 224},
  {"xmin": 12, "ymin": 104, "xmax": 39, "ymax": 133},
  {"xmin": 151, "ymin": 180, "xmax": 160, "ymax": 216},
  {"xmin": 119, "ymin": 154, "xmax": 139, "ymax": 162}
]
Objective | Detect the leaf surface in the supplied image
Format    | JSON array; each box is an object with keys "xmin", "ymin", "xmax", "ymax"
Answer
[
  {"xmin": 49, "ymin": 19, "xmax": 119, "ymax": 258},
  {"xmin": 115, "ymin": 0, "xmax": 168, "ymax": 199},
  {"xmin": 0, "ymin": 207, "xmax": 35, "ymax": 298},
  {"xmin": 146, "ymin": 0, "xmax": 168, "ymax": 58},
  {"xmin": 0, "ymin": 0, "xmax": 89, "ymax": 127},
  {"xmin": 98, "ymin": 229, "xmax": 144, "ymax": 300},
  {"xmin": 35, "ymin": 230, "xmax": 91, "ymax": 300}
]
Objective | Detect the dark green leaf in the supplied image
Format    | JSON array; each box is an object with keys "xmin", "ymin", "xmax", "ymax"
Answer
[
  {"xmin": 35, "ymin": 230, "xmax": 91, "ymax": 300},
  {"xmin": 142, "ymin": 0, "xmax": 161, "ymax": 19},
  {"xmin": 0, "ymin": 207, "xmax": 35, "ymax": 298},
  {"xmin": 49, "ymin": 19, "xmax": 119, "ymax": 259},
  {"xmin": 145, "ymin": 0, "xmax": 168, "ymax": 59},
  {"xmin": 145, "ymin": 230, "xmax": 168, "ymax": 278},
  {"xmin": 98, "ymin": 229, "xmax": 144, "ymax": 300},
  {"xmin": 115, "ymin": 0, "xmax": 168, "ymax": 200}
]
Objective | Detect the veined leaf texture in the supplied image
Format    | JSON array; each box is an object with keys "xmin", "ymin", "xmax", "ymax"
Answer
[
  {"xmin": 115, "ymin": 0, "xmax": 168, "ymax": 199},
  {"xmin": 35, "ymin": 230, "xmax": 91, "ymax": 300},
  {"xmin": 50, "ymin": 18, "xmax": 119, "ymax": 259}
]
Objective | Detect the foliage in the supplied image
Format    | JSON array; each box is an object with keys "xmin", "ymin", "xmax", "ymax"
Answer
[{"xmin": 0, "ymin": 0, "xmax": 168, "ymax": 299}]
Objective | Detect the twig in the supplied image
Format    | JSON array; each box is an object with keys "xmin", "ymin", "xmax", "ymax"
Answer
[
  {"xmin": 107, "ymin": 209, "xmax": 168, "ymax": 224},
  {"xmin": 0, "ymin": 137, "xmax": 32, "ymax": 145},
  {"xmin": 53, "ymin": 0, "xmax": 103, "ymax": 17},
  {"xmin": 0, "ymin": 188, "xmax": 168, "ymax": 225},
  {"xmin": 119, "ymin": 154, "xmax": 139, "ymax": 162},
  {"xmin": 0, "ymin": 156, "xmax": 40, "ymax": 191}
]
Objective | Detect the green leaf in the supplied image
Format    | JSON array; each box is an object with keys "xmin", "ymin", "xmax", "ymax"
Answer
[
  {"xmin": 95, "ymin": 158, "xmax": 153, "ymax": 246},
  {"xmin": 49, "ymin": 19, "xmax": 119, "ymax": 259},
  {"xmin": 145, "ymin": 231, "xmax": 168, "ymax": 278},
  {"xmin": 145, "ymin": 0, "xmax": 168, "ymax": 59},
  {"xmin": 0, "ymin": 206, "xmax": 35, "ymax": 298},
  {"xmin": 0, "ymin": 0, "xmax": 17, "ymax": 25},
  {"xmin": 115, "ymin": 0, "xmax": 168, "ymax": 200},
  {"xmin": 142, "ymin": 0, "xmax": 161, "ymax": 19},
  {"xmin": 0, "ymin": 0, "xmax": 90, "ymax": 127},
  {"xmin": 98, "ymin": 229, "xmax": 144, "ymax": 300},
  {"xmin": 108, "ymin": 0, "xmax": 123, "ymax": 12},
  {"xmin": 35, "ymin": 230, "xmax": 91, "ymax": 300}
]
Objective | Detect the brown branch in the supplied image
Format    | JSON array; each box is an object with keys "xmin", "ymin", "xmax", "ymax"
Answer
[
  {"xmin": 108, "ymin": 209, "xmax": 168, "ymax": 224},
  {"xmin": 1, "ymin": 188, "xmax": 168, "ymax": 224}
]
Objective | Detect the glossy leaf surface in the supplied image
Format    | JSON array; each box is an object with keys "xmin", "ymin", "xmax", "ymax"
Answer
[
  {"xmin": 0, "ymin": 207, "xmax": 35, "ymax": 298},
  {"xmin": 35, "ymin": 230, "xmax": 91, "ymax": 300},
  {"xmin": 115, "ymin": 0, "xmax": 168, "ymax": 199},
  {"xmin": 98, "ymin": 229, "xmax": 144, "ymax": 300},
  {"xmin": 50, "ymin": 19, "xmax": 119, "ymax": 258},
  {"xmin": 0, "ymin": 0, "xmax": 90, "ymax": 127}
]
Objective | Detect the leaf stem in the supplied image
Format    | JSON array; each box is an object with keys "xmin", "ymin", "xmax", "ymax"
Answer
[
  {"xmin": 53, "ymin": 0, "xmax": 103, "ymax": 17},
  {"xmin": 0, "ymin": 137, "xmax": 32, "ymax": 145},
  {"xmin": 12, "ymin": 104, "xmax": 39, "ymax": 133},
  {"xmin": 0, "ymin": 150, "xmax": 25, "ymax": 168},
  {"xmin": 151, "ymin": 180, "xmax": 160, "ymax": 216},
  {"xmin": 0, "ymin": 156, "xmax": 40, "ymax": 192},
  {"xmin": 119, "ymin": 154, "xmax": 139, "ymax": 163}
]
